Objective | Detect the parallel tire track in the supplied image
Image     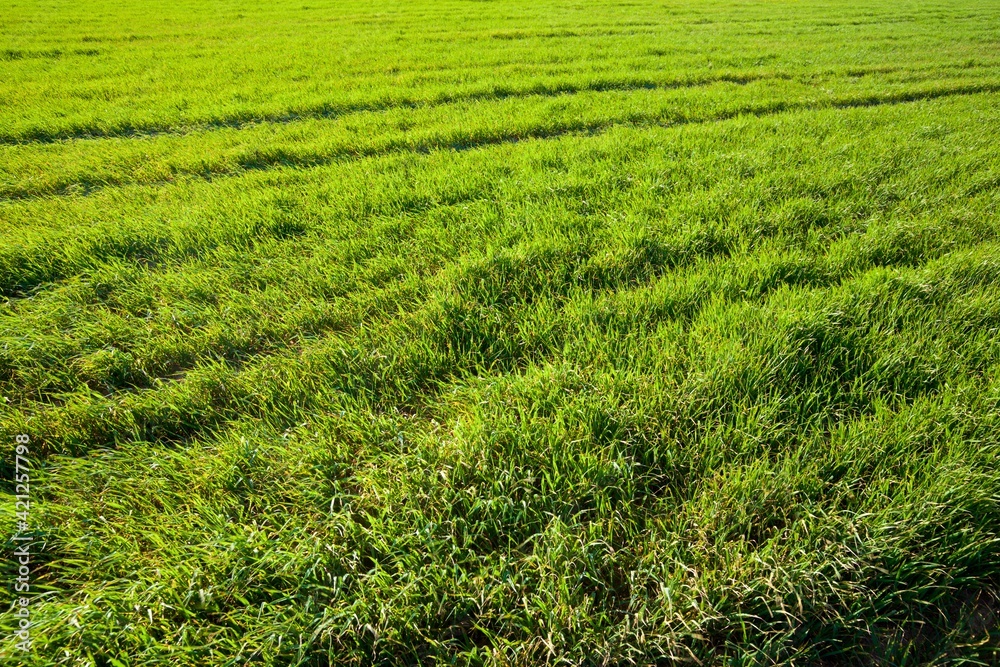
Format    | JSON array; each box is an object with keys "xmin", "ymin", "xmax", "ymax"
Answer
[{"xmin": 2, "ymin": 80, "xmax": 998, "ymax": 206}]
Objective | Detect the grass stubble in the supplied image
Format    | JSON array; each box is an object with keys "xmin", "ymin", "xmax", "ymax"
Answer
[{"xmin": 2, "ymin": 0, "xmax": 1000, "ymax": 664}]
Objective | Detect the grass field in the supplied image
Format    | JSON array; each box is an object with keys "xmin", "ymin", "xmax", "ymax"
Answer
[{"xmin": 2, "ymin": 0, "xmax": 1000, "ymax": 663}]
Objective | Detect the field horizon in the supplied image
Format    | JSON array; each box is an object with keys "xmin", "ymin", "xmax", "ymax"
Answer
[{"xmin": 2, "ymin": 0, "xmax": 1000, "ymax": 664}]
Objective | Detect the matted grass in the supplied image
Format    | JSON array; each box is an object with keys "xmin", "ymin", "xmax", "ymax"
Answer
[{"xmin": 2, "ymin": 0, "xmax": 1000, "ymax": 664}]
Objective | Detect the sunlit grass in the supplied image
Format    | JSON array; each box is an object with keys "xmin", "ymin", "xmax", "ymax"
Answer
[{"xmin": 2, "ymin": 0, "xmax": 1000, "ymax": 664}]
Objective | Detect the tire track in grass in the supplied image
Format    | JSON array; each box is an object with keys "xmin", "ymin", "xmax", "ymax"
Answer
[
  {"xmin": 4, "ymin": 221, "xmax": 747, "ymax": 420},
  {"xmin": 18, "ymin": 245, "xmax": 1000, "ymax": 662},
  {"xmin": 2, "ymin": 81, "xmax": 998, "ymax": 301},
  {"xmin": 2, "ymin": 84, "xmax": 996, "ymax": 413},
  {"xmin": 0, "ymin": 224, "xmax": 447, "ymax": 404},
  {"xmin": 0, "ymin": 71, "xmax": 778, "ymax": 147},
  {"xmin": 4, "ymin": 218, "xmax": 998, "ymax": 463},
  {"xmin": 2, "ymin": 78, "xmax": 998, "ymax": 206},
  {"xmin": 0, "ymin": 202, "xmax": 315, "ymax": 299},
  {"xmin": 4, "ymin": 131, "xmax": 993, "ymax": 404},
  {"xmin": 2, "ymin": 56, "xmax": 994, "ymax": 150}
]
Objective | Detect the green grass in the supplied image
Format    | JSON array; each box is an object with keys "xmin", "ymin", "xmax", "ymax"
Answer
[{"xmin": 2, "ymin": 0, "xmax": 1000, "ymax": 664}]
